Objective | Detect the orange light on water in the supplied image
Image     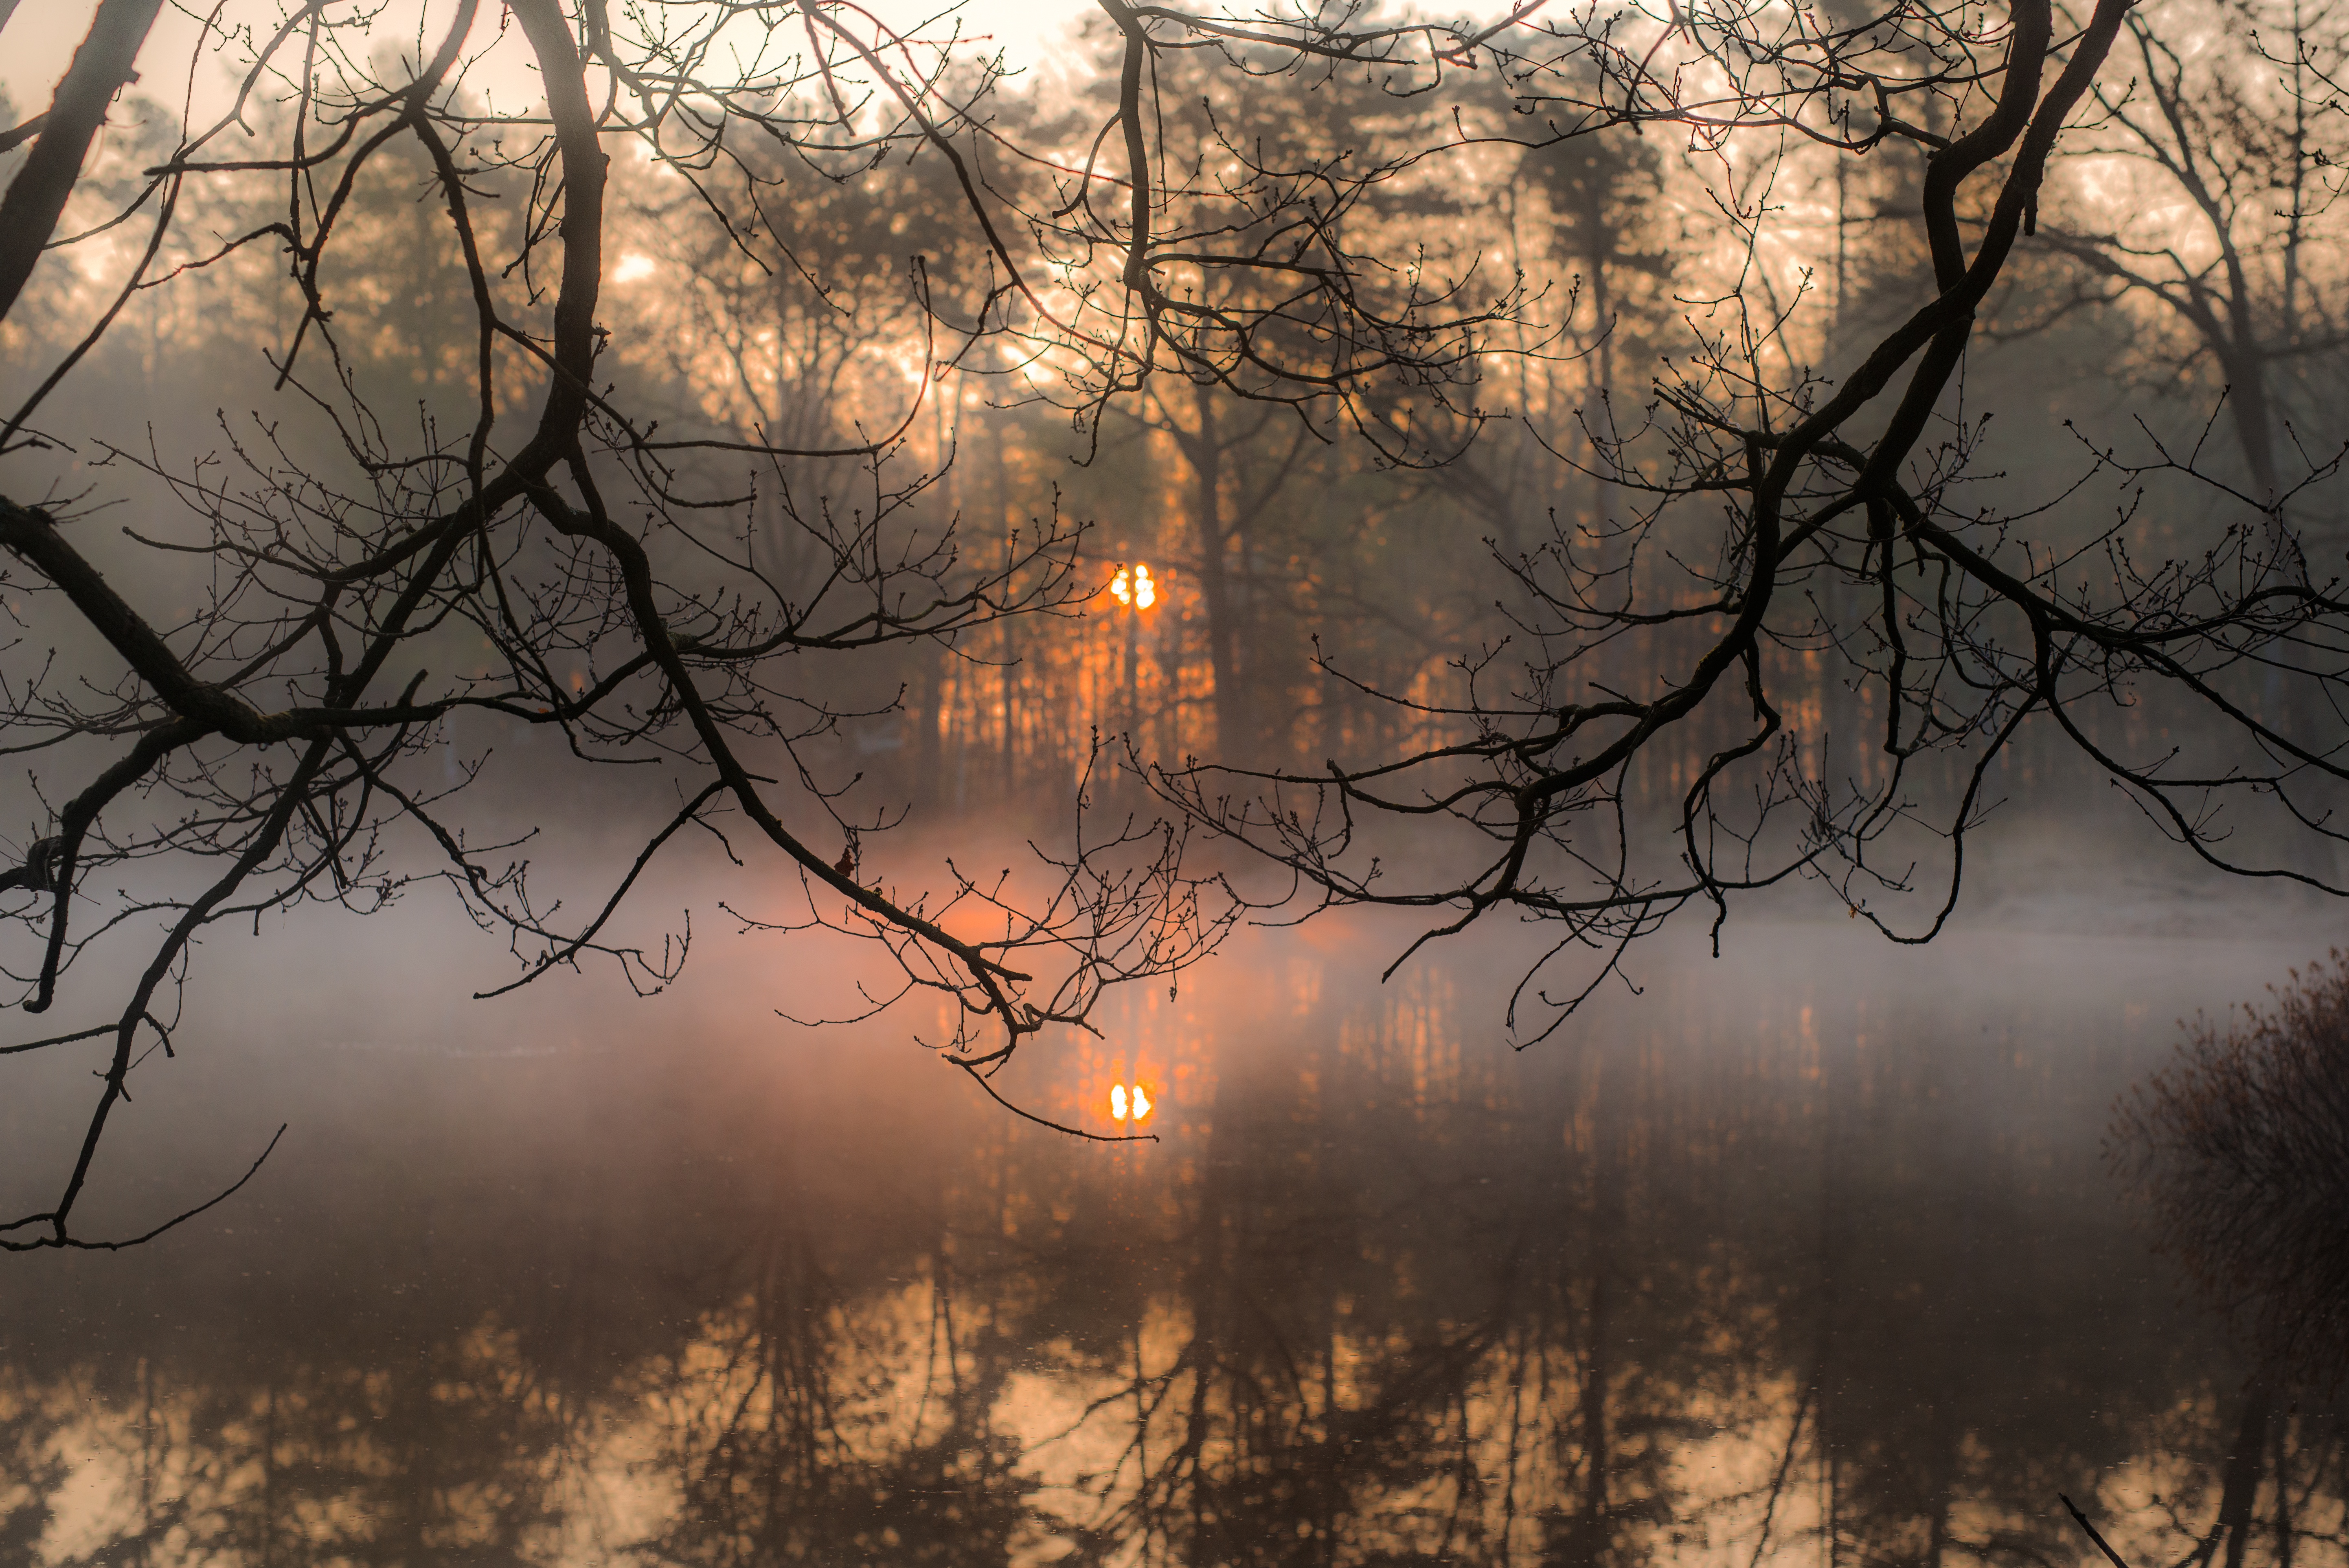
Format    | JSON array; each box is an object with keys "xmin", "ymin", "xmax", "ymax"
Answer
[{"xmin": 1109, "ymin": 1082, "xmax": 1154, "ymax": 1122}]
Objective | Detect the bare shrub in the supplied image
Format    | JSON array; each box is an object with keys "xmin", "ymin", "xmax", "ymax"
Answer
[{"xmin": 2112, "ymin": 956, "xmax": 2349, "ymax": 1386}]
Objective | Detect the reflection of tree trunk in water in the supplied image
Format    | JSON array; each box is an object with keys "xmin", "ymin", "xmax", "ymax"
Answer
[
  {"xmin": 1824, "ymin": 1324, "xmax": 1841, "ymax": 1568},
  {"xmin": 1744, "ymin": 1378, "xmax": 1813, "ymax": 1568},
  {"xmin": 1498, "ymin": 1332, "xmax": 1534, "ymax": 1561},
  {"xmin": 1559, "ymin": 1057, "xmax": 1621, "ymax": 1568},
  {"xmin": 938, "ymin": 1265, "xmax": 1017, "ymax": 1527},
  {"xmin": 1576, "ymin": 1251, "xmax": 1612, "ymax": 1568},
  {"xmin": 138, "ymin": 1356, "xmax": 158, "ymax": 1568},
  {"xmin": 2091, "ymin": 1379, "xmax": 2281, "ymax": 1568},
  {"xmin": 2212, "ymin": 1381, "xmax": 2273, "ymax": 1568},
  {"xmin": 1319, "ymin": 1309, "xmax": 1340, "ymax": 1568},
  {"xmin": 1176, "ymin": 1101, "xmax": 1230, "ymax": 1565},
  {"xmin": 387, "ymin": 1356, "xmax": 434, "ymax": 1568},
  {"xmin": 1816, "ymin": 1021, "xmax": 1847, "ymax": 1568},
  {"xmin": 2273, "ymin": 1401, "xmax": 2294, "ymax": 1568},
  {"xmin": 261, "ymin": 1380, "xmax": 280, "ymax": 1568},
  {"xmin": 1924, "ymin": 1397, "xmax": 1953, "ymax": 1568}
]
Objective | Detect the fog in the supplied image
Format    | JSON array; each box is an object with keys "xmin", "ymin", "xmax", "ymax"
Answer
[
  {"xmin": 4, "ymin": 895, "xmax": 2335, "ymax": 1564},
  {"xmin": 5, "ymin": 0, "xmax": 2349, "ymax": 1560}
]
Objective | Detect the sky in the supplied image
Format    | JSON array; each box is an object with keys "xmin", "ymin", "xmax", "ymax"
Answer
[{"xmin": 0, "ymin": 1, "xmax": 1102, "ymax": 123}]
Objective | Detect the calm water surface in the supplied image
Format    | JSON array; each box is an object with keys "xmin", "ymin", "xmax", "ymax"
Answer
[{"xmin": 1, "ymin": 914, "xmax": 2340, "ymax": 1566}]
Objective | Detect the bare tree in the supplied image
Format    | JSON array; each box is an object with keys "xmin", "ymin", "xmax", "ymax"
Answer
[
  {"xmin": 0, "ymin": 0, "xmax": 1896, "ymax": 1248},
  {"xmin": 2030, "ymin": 0, "xmax": 2349, "ymax": 525},
  {"xmin": 10, "ymin": 0, "xmax": 2349, "ymax": 1248},
  {"xmin": 1154, "ymin": 0, "xmax": 2349, "ymax": 1040},
  {"xmin": 0, "ymin": 0, "xmax": 1271, "ymax": 1250},
  {"xmin": 2112, "ymin": 953, "xmax": 2349, "ymax": 1389}
]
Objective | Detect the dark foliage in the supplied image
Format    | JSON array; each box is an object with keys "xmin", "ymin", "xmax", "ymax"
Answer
[{"xmin": 2114, "ymin": 954, "xmax": 2349, "ymax": 1387}]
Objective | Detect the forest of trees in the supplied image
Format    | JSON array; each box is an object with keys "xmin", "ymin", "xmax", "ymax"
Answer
[{"xmin": 2, "ymin": 0, "xmax": 2348, "ymax": 1246}]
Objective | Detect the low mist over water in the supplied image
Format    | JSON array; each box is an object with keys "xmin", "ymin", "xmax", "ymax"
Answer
[
  {"xmin": 8, "ymin": 0, "xmax": 2349, "ymax": 1560},
  {"xmin": 4, "ymin": 913, "xmax": 2334, "ymax": 1565}
]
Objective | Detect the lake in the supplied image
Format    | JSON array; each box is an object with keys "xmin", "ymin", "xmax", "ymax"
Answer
[{"xmin": 0, "ymin": 907, "xmax": 2335, "ymax": 1566}]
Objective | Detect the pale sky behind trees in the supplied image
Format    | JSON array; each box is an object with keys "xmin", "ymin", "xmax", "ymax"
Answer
[{"xmin": 0, "ymin": 0, "xmax": 1101, "ymax": 121}]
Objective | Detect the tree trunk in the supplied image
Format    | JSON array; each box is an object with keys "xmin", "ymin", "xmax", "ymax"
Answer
[{"xmin": 1187, "ymin": 382, "xmax": 1250, "ymax": 758}]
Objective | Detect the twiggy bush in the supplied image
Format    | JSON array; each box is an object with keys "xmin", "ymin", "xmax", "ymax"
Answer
[{"xmin": 2114, "ymin": 955, "xmax": 2349, "ymax": 1386}]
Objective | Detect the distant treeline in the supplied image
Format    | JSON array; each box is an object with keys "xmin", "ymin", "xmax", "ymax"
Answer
[{"xmin": 7, "ymin": 8, "xmax": 2336, "ymax": 841}]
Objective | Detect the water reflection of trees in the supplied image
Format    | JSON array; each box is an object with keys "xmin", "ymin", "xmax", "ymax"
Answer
[
  {"xmin": 4, "ymin": 1327, "xmax": 583, "ymax": 1564},
  {"xmin": 626, "ymin": 1231, "xmax": 1029, "ymax": 1564},
  {"xmin": 6, "ymin": 947, "xmax": 2347, "ymax": 1565}
]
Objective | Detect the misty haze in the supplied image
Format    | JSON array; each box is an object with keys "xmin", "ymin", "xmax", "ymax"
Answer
[{"xmin": 2, "ymin": 0, "xmax": 2347, "ymax": 1563}]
